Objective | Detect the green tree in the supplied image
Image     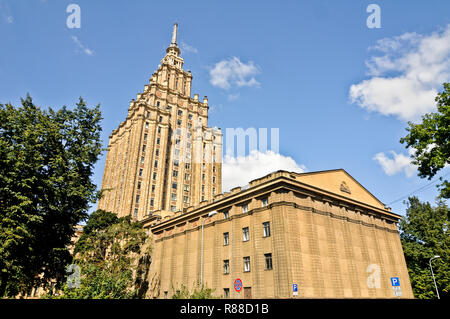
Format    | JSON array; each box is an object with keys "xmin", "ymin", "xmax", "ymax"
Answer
[
  {"xmin": 400, "ymin": 83, "xmax": 450, "ymax": 199},
  {"xmin": 48, "ymin": 210, "xmax": 151, "ymax": 299},
  {"xmin": 171, "ymin": 284, "xmax": 216, "ymax": 299},
  {"xmin": 0, "ymin": 95, "xmax": 102, "ymax": 297},
  {"xmin": 399, "ymin": 196, "xmax": 449, "ymax": 299}
]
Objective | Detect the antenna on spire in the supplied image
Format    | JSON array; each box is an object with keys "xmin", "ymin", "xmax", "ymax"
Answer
[{"xmin": 171, "ymin": 22, "xmax": 178, "ymax": 45}]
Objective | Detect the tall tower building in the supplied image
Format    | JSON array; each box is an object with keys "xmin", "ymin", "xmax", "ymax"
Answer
[{"xmin": 98, "ymin": 24, "xmax": 222, "ymax": 220}]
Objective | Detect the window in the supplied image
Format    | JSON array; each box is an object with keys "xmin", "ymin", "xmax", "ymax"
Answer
[
  {"xmin": 183, "ymin": 196, "xmax": 189, "ymax": 204},
  {"xmin": 265, "ymin": 253, "xmax": 273, "ymax": 270},
  {"xmin": 139, "ymin": 168, "xmax": 143, "ymax": 177},
  {"xmin": 173, "ymin": 170, "xmax": 178, "ymax": 177},
  {"xmin": 153, "ymin": 172, "xmax": 157, "ymax": 180},
  {"xmin": 185, "ymin": 173, "xmax": 190, "ymax": 181},
  {"xmin": 213, "ymin": 176, "xmax": 216, "ymax": 183},
  {"xmin": 154, "ymin": 160, "xmax": 158, "ymax": 168},
  {"xmin": 150, "ymin": 198, "xmax": 154, "ymax": 206},
  {"xmin": 185, "ymin": 163, "xmax": 191, "ymax": 169},
  {"xmin": 135, "ymin": 195, "xmax": 140, "ymax": 203},
  {"xmin": 202, "ymin": 174, "xmax": 205, "ymax": 181},
  {"xmin": 171, "ymin": 193, "xmax": 177, "ymax": 201},
  {"xmin": 141, "ymin": 156, "xmax": 145, "ymax": 164},
  {"xmin": 223, "ymin": 260, "xmax": 230, "ymax": 274},
  {"xmin": 174, "ymin": 159, "xmax": 179, "ymax": 167},
  {"xmin": 223, "ymin": 288, "xmax": 230, "ymax": 298},
  {"xmin": 134, "ymin": 209, "xmax": 138, "ymax": 218},
  {"xmin": 142, "ymin": 145, "xmax": 146, "ymax": 152},
  {"xmin": 164, "ymin": 291, "xmax": 168, "ymax": 299},
  {"xmin": 146, "ymin": 111, "xmax": 150, "ymax": 118},
  {"xmin": 202, "ymin": 185, "xmax": 205, "ymax": 192},
  {"xmin": 188, "ymin": 114, "xmax": 193, "ymax": 120},
  {"xmin": 151, "ymin": 185, "xmax": 156, "ymax": 192},
  {"xmin": 243, "ymin": 257, "xmax": 250, "ymax": 272},
  {"xmin": 156, "ymin": 101, "xmax": 161, "ymax": 107},
  {"xmin": 184, "ymin": 185, "xmax": 190, "ymax": 192},
  {"xmin": 242, "ymin": 227, "xmax": 249, "ymax": 242},
  {"xmin": 159, "ymin": 116, "xmax": 163, "ymax": 122},
  {"xmin": 157, "ymin": 137, "xmax": 160, "ymax": 145},
  {"xmin": 261, "ymin": 197, "xmax": 269, "ymax": 207},
  {"xmin": 201, "ymin": 196, "xmax": 205, "ymax": 202},
  {"xmin": 137, "ymin": 181, "xmax": 141, "ymax": 190},
  {"xmin": 242, "ymin": 204, "xmax": 248, "ymax": 213},
  {"xmin": 223, "ymin": 232, "xmax": 229, "ymax": 246},
  {"xmin": 223, "ymin": 210, "xmax": 229, "ymax": 219},
  {"xmin": 172, "ymin": 182, "xmax": 177, "ymax": 190},
  {"xmin": 178, "ymin": 110, "xmax": 183, "ymax": 116},
  {"xmin": 170, "ymin": 205, "xmax": 176, "ymax": 212},
  {"xmin": 177, "ymin": 119, "xmax": 182, "ymax": 125},
  {"xmin": 158, "ymin": 126, "xmax": 161, "ymax": 134},
  {"xmin": 145, "ymin": 122, "xmax": 149, "ymax": 129},
  {"xmin": 155, "ymin": 149, "xmax": 159, "ymax": 156},
  {"xmin": 144, "ymin": 133, "xmax": 148, "ymax": 141},
  {"xmin": 263, "ymin": 222, "xmax": 271, "ymax": 237}
]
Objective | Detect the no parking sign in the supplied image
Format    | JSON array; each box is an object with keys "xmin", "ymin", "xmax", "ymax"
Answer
[{"xmin": 234, "ymin": 278, "xmax": 242, "ymax": 293}]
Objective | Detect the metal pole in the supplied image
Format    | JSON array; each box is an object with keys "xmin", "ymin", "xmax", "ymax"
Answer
[
  {"xmin": 200, "ymin": 218, "xmax": 205, "ymax": 288},
  {"xmin": 429, "ymin": 256, "xmax": 441, "ymax": 299}
]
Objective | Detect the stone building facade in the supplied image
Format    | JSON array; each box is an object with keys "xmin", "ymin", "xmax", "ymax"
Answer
[
  {"xmin": 98, "ymin": 23, "xmax": 222, "ymax": 219},
  {"xmin": 145, "ymin": 169, "xmax": 414, "ymax": 299}
]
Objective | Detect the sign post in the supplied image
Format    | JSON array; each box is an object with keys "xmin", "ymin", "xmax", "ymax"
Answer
[
  {"xmin": 293, "ymin": 284, "xmax": 298, "ymax": 297},
  {"xmin": 390, "ymin": 277, "xmax": 402, "ymax": 297}
]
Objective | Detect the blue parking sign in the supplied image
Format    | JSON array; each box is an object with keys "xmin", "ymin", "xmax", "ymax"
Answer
[{"xmin": 390, "ymin": 277, "xmax": 400, "ymax": 287}]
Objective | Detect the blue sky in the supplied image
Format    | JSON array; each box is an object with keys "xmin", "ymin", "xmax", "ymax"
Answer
[{"xmin": 1, "ymin": 0, "xmax": 449, "ymax": 217}]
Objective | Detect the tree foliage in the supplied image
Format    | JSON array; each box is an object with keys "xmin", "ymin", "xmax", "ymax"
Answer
[
  {"xmin": 171, "ymin": 284, "xmax": 216, "ymax": 299},
  {"xmin": 399, "ymin": 196, "xmax": 449, "ymax": 299},
  {"xmin": 0, "ymin": 95, "xmax": 102, "ymax": 297},
  {"xmin": 400, "ymin": 83, "xmax": 450, "ymax": 199},
  {"xmin": 47, "ymin": 210, "xmax": 151, "ymax": 299}
]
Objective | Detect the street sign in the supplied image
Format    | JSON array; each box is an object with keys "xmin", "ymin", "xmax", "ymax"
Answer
[
  {"xmin": 234, "ymin": 278, "xmax": 243, "ymax": 293},
  {"xmin": 390, "ymin": 277, "xmax": 400, "ymax": 287},
  {"xmin": 390, "ymin": 277, "xmax": 402, "ymax": 297},
  {"xmin": 293, "ymin": 284, "xmax": 298, "ymax": 296}
]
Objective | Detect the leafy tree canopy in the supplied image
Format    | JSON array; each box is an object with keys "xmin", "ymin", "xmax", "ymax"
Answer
[
  {"xmin": 399, "ymin": 196, "xmax": 449, "ymax": 299},
  {"xmin": 0, "ymin": 95, "xmax": 102, "ymax": 297},
  {"xmin": 400, "ymin": 83, "xmax": 450, "ymax": 199}
]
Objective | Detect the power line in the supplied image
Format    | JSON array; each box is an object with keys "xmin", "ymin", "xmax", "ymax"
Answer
[{"xmin": 386, "ymin": 171, "xmax": 450, "ymax": 206}]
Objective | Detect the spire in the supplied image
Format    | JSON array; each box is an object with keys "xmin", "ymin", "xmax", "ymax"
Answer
[
  {"xmin": 171, "ymin": 23, "xmax": 178, "ymax": 45},
  {"xmin": 166, "ymin": 22, "xmax": 181, "ymax": 56}
]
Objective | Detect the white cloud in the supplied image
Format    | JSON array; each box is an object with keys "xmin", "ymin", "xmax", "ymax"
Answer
[
  {"xmin": 373, "ymin": 149, "xmax": 417, "ymax": 177},
  {"xmin": 222, "ymin": 150, "xmax": 306, "ymax": 192},
  {"xmin": 210, "ymin": 57, "xmax": 261, "ymax": 90},
  {"xmin": 71, "ymin": 36, "xmax": 94, "ymax": 56},
  {"xmin": 349, "ymin": 24, "xmax": 450, "ymax": 121},
  {"xmin": 180, "ymin": 41, "xmax": 198, "ymax": 54}
]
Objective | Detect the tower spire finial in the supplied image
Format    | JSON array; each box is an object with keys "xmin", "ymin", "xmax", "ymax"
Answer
[{"xmin": 171, "ymin": 22, "xmax": 178, "ymax": 45}]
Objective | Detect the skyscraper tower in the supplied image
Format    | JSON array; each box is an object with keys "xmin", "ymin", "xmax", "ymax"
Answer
[{"xmin": 98, "ymin": 24, "xmax": 222, "ymax": 220}]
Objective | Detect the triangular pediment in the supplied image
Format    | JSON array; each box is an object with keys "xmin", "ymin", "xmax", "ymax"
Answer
[{"xmin": 295, "ymin": 169, "xmax": 386, "ymax": 210}]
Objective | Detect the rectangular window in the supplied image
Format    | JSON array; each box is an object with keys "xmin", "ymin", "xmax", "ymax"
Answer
[
  {"xmin": 145, "ymin": 122, "xmax": 149, "ymax": 129},
  {"xmin": 151, "ymin": 184, "xmax": 156, "ymax": 192},
  {"xmin": 265, "ymin": 253, "xmax": 273, "ymax": 270},
  {"xmin": 184, "ymin": 173, "xmax": 190, "ymax": 181},
  {"xmin": 263, "ymin": 222, "xmax": 271, "ymax": 237},
  {"xmin": 171, "ymin": 193, "xmax": 177, "ymax": 201},
  {"xmin": 223, "ymin": 260, "xmax": 230, "ymax": 274},
  {"xmin": 134, "ymin": 208, "xmax": 138, "ymax": 218},
  {"xmin": 153, "ymin": 172, "xmax": 157, "ymax": 180},
  {"xmin": 184, "ymin": 185, "xmax": 190, "ymax": 192},
  {"xmin": 156, "ymin": 101, "xmax": 161, "ymax": 107},
  {"xmin": 243, "ymin": 256, "xmax": 250, "ymax": 272},
  {"xmin": 188, "ymin": 114, "xmax": 193, "ymax": 120},
  {"xmin": 139, "ymin": 168, "xmax": 143, "ymax": 177},
  {"xmin": 242, "ymin": 204, "xmax": 248, "ymax": 213},
  {"xmin": 201, "ymin": 196, "xmax": 205, "ymax": 202},
  {"xmin": 158, "ymin": 126, "xmax": 161, "ymax": 134},
  {"xmin": 223, "ymin": 288, "xmax": 230, "ymax": 298},
  {"xmin": 202, "ymin": 185, "xmax": 205, "ymax": 192},
  {"xmin": 223, "ymin": 232, "xmax": 229, "ymax": 246},
  {"xmin": 137, "ymin": 181, "xmax": 141, "ymax": 190},
  {"xmin": 146, "ymin": 111, "xmax": 150, "ymax": 118},
  {"xmin": 172, "ymin": 182, "xmax": 177, "ymax": 190},
  {"xmin": 261, "ymin": 197, "xmax": 269, "ymax": 207},
  {"xmin": 154, "ymin": 160, "xmax": 158, "ymax": 168},
  {"xmin": 177, "ymin": 110, "xmax": 183, "ymax": 116},
  {"xmin": 144, "ymin": 133, "xmax": 148, "ymax": 141},
  {"xmin": 223, "ymin": 210, "xmax": 229, "ymax": 219},
  {"xmin": 183, "ymin": 196, "xmax": 189, "ymax": 204},
  {"xmin": 159, "ymin": 116, "xmax": 163, "ymax": 122},
  {"xmin": 213, "ymin": 176, "xmax": 216, "ymax": 183},
  {"xmin": 150, "ymin": 198, "xmax": 154, "ymax": 206},
  {"xmin": 135, "ymin": 195, "xmax": 140, "ymax": 203},
  {"xmin": 141, "ymin": 156, "xmax": 145, "ymax": 164},
  {"xmin": 170, "ymin": 205, "xmax": 176, "ymax": 212},
  {"xmin": 173, "ymin": 170, "xmax": 178, "ymax": 177},
  {"xmin": 155, "ymin": 149, "xmax": 159, "ymax": 156},
  {"xmin": 185, "ymin": 163, "xmax": 191, "ymax": 170},
  {"xmin": 242, "ymin": 227, "xmax": 249, "ymax": 242},
  {"xmin": 157, "ymin": 138, "xmax": 160, "ymax": 145},
  {"xmin": 164, "ymin": 291, "xmax": 168, "ymax": 299}
]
